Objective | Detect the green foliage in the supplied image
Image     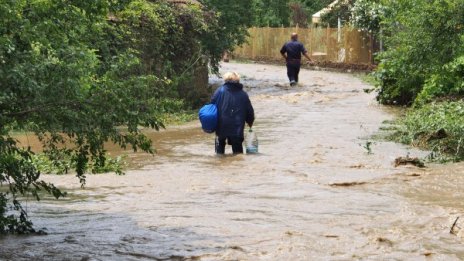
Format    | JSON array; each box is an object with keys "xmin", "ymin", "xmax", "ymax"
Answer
[
  {"xmin": 0, "ymin": 193, "xmax": 35, "ymax": 234},
  {"xmin": 305, "ymin": 0, "xmax": 464, "ymax": 164},
  {"xmin": 392, "ymin": 101, "xmax": 464, "ymax": 162},
  {"xmin": 320, "ymin": 0, "xmax": 355, "ymax": 27},
  {"xmin": 31, "ymin": 153, "xmax": 127, "ymax": 175},
  {"xmin": 362, "ymin": 141, "xmax": 373, "ymax": 155},
  {"xmin": 110, "ymin": 1, "xmax": 215, "ymax": 105},
  {"xmin": 350, "ymin": 0, "xmax": 387, "ymax": 34},
  {"xmin": 200, "ymin": 0, "xmax": 253, "ymax": 71},
  {"xmin": 313, "ymin": 0, "xmax": 387, "ymax": 29},
  {"xmin": 154, "ymin": 99, "xmax": 197, "ymax": 125},
  {"xmin": 356, "ymin": 72, "xmax": 379, "ymax": 86},
  {"xmin": 374, "ymin": 48, "xmax": 424, "ymax": 105},
  {"xmin": 0, "ymin": 0, "xmax": 240, "ymax": 233},
  {"xmin": 299, "ymin": 0, "xmax": 333, "ymax": 21},
  {"xmin": 0, "ymin": 0, "xmax": 160, "ymax": 233},
  {"xmin": 375, "ymin": 0, "xmax": 464, "ymax": 105},
  {"xmin": 289, "ymin": 2, "xmax": 309, "ymax": 27},
  {"xmin": 415, "ymin": 55, "xmax": 464, "ymax": 105},
  {"xmin": 252, "ymin": 0, "xmax": 290, "ymax": 27},
  {"xmin": 231, "ymin": 0, "xmax": 341, "ymax": 28},
  {"xmin": 0, "ymin": 136, "xmax": 65, "ymax": 234},
  {"xmin": 158, "ymin": 110, "xmax": 197, "ymax": 126}
]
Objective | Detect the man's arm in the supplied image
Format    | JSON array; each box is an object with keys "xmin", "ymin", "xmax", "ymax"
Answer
[
  {"xmin": 301, "ymin": 43, "xmax": 312, "ymax": 62},
  {"xmin": 302, "ymin": 48, "xmax": 315, "ymax": 65},
  {"xmin": 303, "ymin": 52, "xmax": 312, "ymax": 62},
  {"xmin": 301, "ymin": 43, "xmax": 314, "ymax": 64},
  {"xmin": 280, "ymin": 44, "xmax": 287, "ymax": 60}
]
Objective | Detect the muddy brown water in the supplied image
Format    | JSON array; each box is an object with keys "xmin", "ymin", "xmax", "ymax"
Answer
[{"xmin": 2, "ymin": 62, "xmax": 464, "ymax": 260}]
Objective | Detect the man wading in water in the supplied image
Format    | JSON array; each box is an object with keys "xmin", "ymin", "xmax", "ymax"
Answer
[{"xmin": 280, "ymin": 32, "xmax": 313, "ymax": 86}]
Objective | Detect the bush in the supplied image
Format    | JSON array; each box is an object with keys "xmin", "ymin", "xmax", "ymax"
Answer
[
  {"xmin": 375, "ymin": 0, "xmax": 464, "ymax": 105},
  {"xmin": 350, "ymin": 0, "xmax": 387, "ymax": 34},
  {"xmin": 393, "ymin": 101, "xmax": 464, "ymax": 161},
  {"xmin": 415, "ymin": 55, "xmax": 464, "ymax": 105},
  {"xmin": 31, "ymin": 153, "xmax": 127, "ymax": 175},
  {"xmin": 0, "ymin": 0, "xmax": 246, "ymax": 233},
  {"xmin": 374, "ymin": 48, "xmax": 425, "ymax": 105}
]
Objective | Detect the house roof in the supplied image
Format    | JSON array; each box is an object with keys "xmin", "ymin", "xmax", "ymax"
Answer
[{"xmin": 312, "ymin": 0, "xmax": 341, "ymax": 24}]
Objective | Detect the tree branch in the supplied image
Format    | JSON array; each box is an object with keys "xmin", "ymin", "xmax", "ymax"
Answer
[{"xmin": 2, "ymin": 101, "xmax": 84, "ymax": 118}]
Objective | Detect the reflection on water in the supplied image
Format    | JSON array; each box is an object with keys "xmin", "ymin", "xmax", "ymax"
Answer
[{"xmin": 2, "ymin": 62, "xmax": 464, "ymax": 260}]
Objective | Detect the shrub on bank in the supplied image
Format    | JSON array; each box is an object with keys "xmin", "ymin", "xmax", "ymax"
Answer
[
  {"xmin": 375, "ymin": 0, "xmax": 464, "ymax": 106},
  {"xmin": 414, "ymin": 55, "xmax": 464, "ymax": 106},
  {"xmin": 392, "ymin": 101, "xmax": 464, "ymax": 162},
  {"xmin": 371, "ymin": 0, "xmax": 464, "ymax": 162}
]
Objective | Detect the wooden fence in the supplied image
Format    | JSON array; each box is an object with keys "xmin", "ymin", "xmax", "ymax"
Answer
[{"xmin": 233, "ymin": 26, "xmax": 374, "ymax": 64}]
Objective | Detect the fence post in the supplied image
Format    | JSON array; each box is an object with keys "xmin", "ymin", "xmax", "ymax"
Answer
[
  {"xmin": 281, "ymin": 25, "xmax": 285, "ymax": 60},
  {"xmin": 263, "ymin": 27, "xmax": 267, "ymax": 58},
  {"xmin": 309, "ymin": 25, "xmax": 313, "ymax": 58},
  {"xmin": 326, "ymin": 24, "xmax": 329, "ymax": 56},
  {"xmin": 343, "ymin": 27, "xmax": 348, "ymax": 63},
  {"xmin": 253, "ymin": 27, "xmax": 257, "ymax": 59}
]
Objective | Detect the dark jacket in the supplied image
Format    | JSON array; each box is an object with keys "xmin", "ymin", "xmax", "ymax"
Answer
[
  {"xmin": 211, "ymin": 82, "xmax": 254, "ymax": 138},
  {"xmin": 280, "ymin": 40, "xmax": 307, "ymax": 64}
]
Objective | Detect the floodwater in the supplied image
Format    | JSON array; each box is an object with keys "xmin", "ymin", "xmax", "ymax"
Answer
[{"xmin": 1, "ymin": 62, "xmax": 464, "ymax": 260}]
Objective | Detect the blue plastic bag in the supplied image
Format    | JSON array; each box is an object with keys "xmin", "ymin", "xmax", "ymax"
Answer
[
  {"xmin": 199, "ymin": 103, "xmax": 218, "ymax": 133},
  {"xmin": 199, "ymin": 86, "xmax": 224, "ymax": 133}
]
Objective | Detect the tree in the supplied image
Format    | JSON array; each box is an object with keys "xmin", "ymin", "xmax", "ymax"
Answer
[
  {"xmin": 0, "ymin": 0, "xmax": 168, "ymax": 233},
  {"xmin": 350, "ymin": 0, "xmax": 386, "ymax": 34},
  {"xmin": 375, "ymin": 0, "xmax": 464, "ymax": 105},
  {"xmin": 320, "ymin": 0, "xmax": 355, "ymax": 27},
  {"xmin": 252, "ymin": 0, "xmax": 291, "ymax": 27},
  {"xmin": 0, "ymin": 0, "xmax": 238, "ymax": 233},
  {"xmin": 199, "ymin": 0, "xmax": 254, "ymax": 71},
  {"xmin": 289, "ymin": 2, "xmax": 308, "ymax": 27},
  {"xmin": 299, "ymin": 0, "xmax": 333, "ymax": 21}
]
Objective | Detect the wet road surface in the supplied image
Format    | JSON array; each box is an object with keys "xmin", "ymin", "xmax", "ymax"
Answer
[{"xmin": 1, "ymin": 62, "xmax": 464, "ymax": 260}]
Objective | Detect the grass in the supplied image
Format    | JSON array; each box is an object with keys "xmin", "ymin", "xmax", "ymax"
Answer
[
  {"xmin": 158, "ymin": 110, "xmax": 197, "ymax": 126},
  {"xmin": 355, "ymin": 72, "xmax": 379, "ymax": 94},
  {"xmin": 388, "ymin": 100, "xmax": 464, "ymax": 162}
]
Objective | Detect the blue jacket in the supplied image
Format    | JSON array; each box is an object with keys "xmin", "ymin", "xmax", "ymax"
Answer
[
  {"xmin": 211, "ymin": 82, "xmax": 254, "ymax": 138},
  {"xmin": 280, "ymin": 40, "xmax": 307, "ymax": 64}
]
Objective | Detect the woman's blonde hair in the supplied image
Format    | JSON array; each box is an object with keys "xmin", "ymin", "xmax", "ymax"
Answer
[{"xmin": 223, "ymin": 72, "xmax": 240, "ymax": 83}]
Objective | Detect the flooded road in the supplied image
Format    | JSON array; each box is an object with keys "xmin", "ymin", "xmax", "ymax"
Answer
[{"xmin": 2, "ymin": 62, "xmax": 464, "ymax": 260}]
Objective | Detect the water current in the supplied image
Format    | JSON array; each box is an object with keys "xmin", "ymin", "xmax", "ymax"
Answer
[{"xmin": 1, "ymin": 62, "xmax": 464, "ymax": 260}]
